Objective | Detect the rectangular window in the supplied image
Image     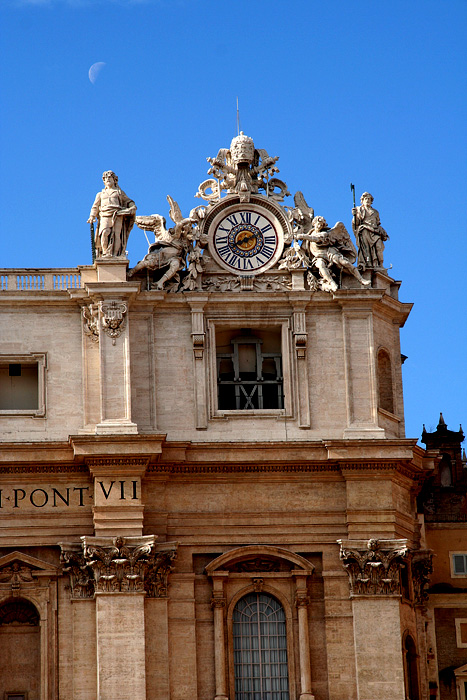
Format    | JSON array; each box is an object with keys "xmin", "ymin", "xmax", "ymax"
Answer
[
  {"xmin": 0, "ymin": 354, "xmax": 46, "ymax": 416},
  {"xmin": 455, "ymin": 619, "xmax": 467, "ymax": 648},
  {"xmin": 450, "ymin": 553, "xmax": 467, "ymax": 577},
  {"xmin": 5, "ymin": 694, "xmax": 27, "ymax": 700},
  {"xmin": 216, "ymin": 328, "xmax": 283, "ymax": 411}
]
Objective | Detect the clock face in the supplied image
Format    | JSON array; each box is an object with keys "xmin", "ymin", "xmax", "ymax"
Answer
[{"xmin": 209, "ymin": 205, "xmax": 284, "ymax": 275}]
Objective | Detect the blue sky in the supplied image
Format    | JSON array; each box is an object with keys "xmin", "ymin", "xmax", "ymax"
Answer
[{"xmin": 1, "ymin": 0, "xmax": 466, "ymax": 442}]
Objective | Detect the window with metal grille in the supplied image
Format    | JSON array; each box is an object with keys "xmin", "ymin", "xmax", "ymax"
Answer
[
  {"xmin": 217, "ymin": 329, "xmax": 283, "ymax": 410},
  {"xmin": 453, "ymin": 554, "xmax": 467, "ymax": 575},
  {"xmin": 233, "ymin": 593, "xmax": 289, "ymax": 700}
]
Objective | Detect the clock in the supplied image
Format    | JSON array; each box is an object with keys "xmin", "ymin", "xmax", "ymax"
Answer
[{"xmin": 207, "ymin": 201, "xmax": 285, "ymax": 275}]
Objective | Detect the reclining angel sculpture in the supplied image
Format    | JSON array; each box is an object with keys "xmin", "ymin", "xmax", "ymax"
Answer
[
  {"xmin": 298, "ymin": 216, "xmax": 371, "ymax": 292},
  {"xmin": 128, "ymin": 196, "xmax": 196, "ymax": 290}
]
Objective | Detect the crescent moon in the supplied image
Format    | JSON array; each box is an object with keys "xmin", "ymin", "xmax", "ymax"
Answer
[{"xmin": 88, "ymin": 62, "xmax": 106, "ymax": 84}]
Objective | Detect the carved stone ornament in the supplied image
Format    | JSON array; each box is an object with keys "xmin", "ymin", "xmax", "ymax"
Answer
[
  {"xmin": 202, "ymin": 273, "xmax": 291, "ymax": 293},
  {"xmin": 338, "ymin": 538, "xmax": 409, "ymax": 597},
  {"xmin": 60, "ymin": 545, "xmax": 95, "ymax": 600},
  {"xmin": 0, "ymin": 562, "xmax": 34, "ymax": 594},
  {"xmin": 411, "ymin": 549, "xmax": 433, "ymax": 605},
  {"xmin": 60, "ymin": 536, "xmax": 177, "ymax": 599},
  {"xmin": 82, "ymin": 303, "xmax": 99, "ymax": 342},
  {"xmin": 100, "ymin": 301, "xmax": 127, "ymax": 344},
  {"xmin": 295, "ymin": 592, "xmax": 310, "ymax": 608},
  {"xmin": 128, "ymin": 133, "xmax": 376, "ymax": 294},
  {"xmin": 210, "ymin": 595, "xmax": 226, "ymax": 609}
]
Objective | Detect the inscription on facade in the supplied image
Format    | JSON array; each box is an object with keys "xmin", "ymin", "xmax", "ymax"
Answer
[{"xmin": 0, "ymin": 480, "xmax": 139, "ymax": 509}]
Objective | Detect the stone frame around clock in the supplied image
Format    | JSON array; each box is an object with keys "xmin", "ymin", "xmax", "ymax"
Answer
[{"xmin": 204, "ymin": 196, "xmax": 289, "ymax": 276}]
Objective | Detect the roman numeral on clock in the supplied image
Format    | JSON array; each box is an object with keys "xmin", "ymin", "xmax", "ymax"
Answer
[{"xmin": 240, "ymin": 212, "xmax": 252, "ymax": 224}]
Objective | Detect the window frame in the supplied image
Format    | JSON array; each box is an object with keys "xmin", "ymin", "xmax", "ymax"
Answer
[
  {"xmin": 0, "ymin": 354, "xmax": 47, "ymax": 417},
  {"xmin": 455, "ymin": 619, "xmax": 467, "ymax": 648},
  {"xmin": 227, "ymin": 584, "xmax": 296, "ymax": 700},
  {"xmin": 450, "ymin": 552, "xmax": 467, "ymax": 578},
  {"xmin": 207, "ymin": 319, "xmax": 293, "ymax": 419}
]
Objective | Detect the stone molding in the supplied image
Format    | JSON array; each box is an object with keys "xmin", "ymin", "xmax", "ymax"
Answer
[
  {"xmin": 147, "ymin": 460, "xmax": 418, "ymax": 475},
  {"xmin": 338, "ymin": 538, "xmax": 409, "ymax": 597},
  {"xmin": 60, "ymin": 536, "xmax": 177, "ymax": 599}
]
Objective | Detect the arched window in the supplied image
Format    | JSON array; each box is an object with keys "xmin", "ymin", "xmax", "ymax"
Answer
[
  {"xmin": 439, "ymin": 454, "xmax": 453, "ymax": 487},
  {"xmin": 377, "ymin": 348, "xmax": 394, "ymax": 414},
  {"xmin": 0, "ymin": 598, "xmax": 40, "ymax": 699},
  {"xmin": 233, "ymin": 592, "xmax": 289, "ymax": 700},
  {"xmin": 403, "ymin": 634, "xmax": 420, "ymax": 700}
]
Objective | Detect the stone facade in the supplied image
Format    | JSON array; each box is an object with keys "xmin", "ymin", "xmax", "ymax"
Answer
[{"xmin": 0, "ymin": 137, "xmax": 461, "ymax": 700}]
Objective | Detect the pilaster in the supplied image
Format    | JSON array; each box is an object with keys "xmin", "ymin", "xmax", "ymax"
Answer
[
  {"xmin": 83, "ymin": 258, "xmax": 140, "ymax": 435},
  {"xmin": 338, "ymin": 538, "xmax": 408, "ymax": 700}
]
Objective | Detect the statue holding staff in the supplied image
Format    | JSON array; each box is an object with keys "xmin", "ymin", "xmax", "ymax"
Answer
[
  {"xmin": 352, "ymin": 191, "xmax": 388, "ymax": 270},
  {"xmin": 87, "ymin": 170, "xmax": 136, "ymax": 258}
]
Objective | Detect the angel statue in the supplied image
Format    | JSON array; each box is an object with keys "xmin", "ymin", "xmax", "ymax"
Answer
[
  {"xmin": 279, "ymin": 192, "xmax": 315, "ymax": 270},
  {"xmin": 287, "ymin": 191, "xmax": 315, "ymax": 236},
  {"xmin": 128, "ymin": 196, "xmax": 195, "ymax": 290},
  {"xmin": 298, "ymin": 216, "xmax": 371, "ymax": 292}
]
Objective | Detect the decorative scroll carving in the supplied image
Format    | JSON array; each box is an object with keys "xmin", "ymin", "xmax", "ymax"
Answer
[
  {"xmin": 411, "ymin": 549, "xmax": 433, "ymax": 605},
  {"xmin": 82, "ymin": 303, "xmax": 99, "ymax": 342},
  {"xmin": 210, "ymin": 596, "xmax": 226, "ymax": 609},
  {"xmin": 338, "ymin": 538, "xmax": 409, "ymax": 596},
  {"xmin": 295, "ymin": 593, "xmax": 310, "ymax": 607},
  {"xmin": 60, "ymin": 537, "xmax": 177, "ymax": 599},
  {"xmin": 100, "ymin": 301, "xmax": 127, "ymax": 344}
]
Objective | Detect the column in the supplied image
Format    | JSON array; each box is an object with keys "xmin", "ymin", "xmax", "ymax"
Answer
[
  {"xmin": 211, "ymin": 573, "xmax": 229, "ymax": 700},
  {"xmin": 339, "ymin": 538, "xmax": 409, "ymax": 700},
  {"xmin": 294, "ymin": 573, "xmax": 315, "ymax": 700},
  {"xmin": 84, "ymin": 258, "xmax": 140, "ymax": 435}
]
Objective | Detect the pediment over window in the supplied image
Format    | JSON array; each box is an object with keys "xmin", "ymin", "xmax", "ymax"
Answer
[
  {"xmin": 0, "ymin": 551, "xmax": 59, "ymax": 583},
  {"xmin": 205, "ymin": 545, "xmax": 314, "ymax": 575},
  {"xmin": 455, "ymin": 663, "xmax": 467, "ymax": 676}
]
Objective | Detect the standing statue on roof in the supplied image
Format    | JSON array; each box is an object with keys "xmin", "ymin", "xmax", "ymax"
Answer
[
  {"xmin": 352, "ymin": 192, "xmax": 388, "ymax": 270},
  {"xmin": 87, "ymin": 171, "xmax": 137, "ymax": 258}
]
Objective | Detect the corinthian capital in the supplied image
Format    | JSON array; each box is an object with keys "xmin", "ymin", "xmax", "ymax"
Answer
[
  {"xmin": 338, "ymin": 538, "xmax": 409, "ymax": 597},
  {"xmin": 61, "ymin": 536, "xmax": 177, "ymax": 598}
]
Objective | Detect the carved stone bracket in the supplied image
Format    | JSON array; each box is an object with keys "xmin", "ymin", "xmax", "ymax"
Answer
[
  {"xmin": 82, "ymin": 303, "xmax": 99, "ymax": 343},
  {"xmin": 338, "ymin": 538, "xmax": 409, "ymax": 597},
  {"xmin": 293, "ymin": 311, "xmax": 307, "ymax": 358},
  {"xmin": 252, "ymin": 577, "xmax": 264, "ymax": 592},
  {"xmin": 60, "ymin": 536, "xmax": 178, "ymax": 599},
  {"xmin": 100, "ymin": 301, "xmax": 127, "ymax": 344},
  {"xmin": 411, "ymin": 549, "xmax": 433, "ymax": 605}
]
